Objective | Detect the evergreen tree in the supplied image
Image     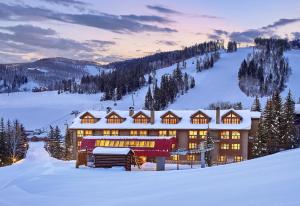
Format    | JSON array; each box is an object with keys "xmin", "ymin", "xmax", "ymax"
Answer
[
  {"xmin": 144, "ymin": 87, "xmax": 153, "ymax": 110},
  {"xmin": 47, "ymin": 126, "xmax": 63, "ymax": 159},
  {"xmin": 190, "ymin": 77, "xmax": 195, "ymax": 88},
  {"xmin": 184, "ymin": 73, "xmax": 189, "ymax": 92},
  {"xmin": 263, "ymin": 99, "xmax": 276, "ymax": 154},
  {"xmin": 64, "ymin": 129, "xmax": 73, "ymax": 160},
  {"xmin": 0, "ymin": 118, "xmax": 7, "ymax": 166},
  {"xmin": 282, "ymin": 90, "xmax": 298, "ymax": 149},
  {"xmin": 251, "ymin": 96, "xmax": 261, "ymax": 112},
  {"xmin": 252, "ymin": 119, "xmax": 268, "ymax": 157},
  {"xmin": 271, "ymin": 91, "xmax": 283, "ymax": 152},
  {"xmin": 153, "ymin": 84, "xmax": 161, "ymax": 110}
]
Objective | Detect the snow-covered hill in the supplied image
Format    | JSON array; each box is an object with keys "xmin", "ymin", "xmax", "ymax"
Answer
[
  {"xmin": 0, "ymin": 48, "xmax": 299, "ymax": 130},
  {"xmin": 0, "ymin": 142, "xmax": 299, "ymax": 206}
]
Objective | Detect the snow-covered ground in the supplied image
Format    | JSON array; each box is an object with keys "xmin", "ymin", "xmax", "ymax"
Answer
[
  {"xmin": 0, "ymin": 48, "xmax": 299, "ymax": 131},
  {"xmin": 0, "ymin": 142, "xmax": 299, "ymax": 206}
]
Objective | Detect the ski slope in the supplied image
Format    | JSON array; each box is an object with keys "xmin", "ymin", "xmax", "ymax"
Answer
[
  {"xmin": 0, "ymin": 48, "xmax": 299, "ymax": 130},
  {"xmin": 0, "ymin": 142, "xmax": 299, "ymax": 206}
]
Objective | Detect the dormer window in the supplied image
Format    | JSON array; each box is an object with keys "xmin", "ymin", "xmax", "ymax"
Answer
[
  {"xmin": 80, "ymin": 112, "xmax": 98, "ymax": 124},
  {"xmin": 133, "ymin": 112, "xmax": 150, "ymax": 124},
  {"xmin": 190, "ymin": 111, "xmax": 210, "ymax": 124},
  {"xmin": 106, "ymin": 112, "xmax": 125, "ymax": 124},
  {"xmin": 161, "ymin": 112, "xmax": 181, "ymax": 124},
  {"xmin": 81, "ymin": 115, "xmax": 95, "ymax": 124},
  {"xmin": 222, "ymin": 111, "xmax": 242, "ymax": 124},
  {"xmin": 107, "ymin": 114, "xmax": 122, "ymax": 123}
]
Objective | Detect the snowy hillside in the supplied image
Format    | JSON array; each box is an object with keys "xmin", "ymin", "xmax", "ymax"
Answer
[
  {"xmin": 0, "ymin": 142, "xmax": 299, "ymax": 206},
  {"xmin": 0, "ymin": 48, "xmax": 299, "ymax": 130}
]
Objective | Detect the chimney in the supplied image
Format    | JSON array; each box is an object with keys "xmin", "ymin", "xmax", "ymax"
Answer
[
  {"xmin": 106, "ymin": 107, "xmax": 112, "ymax": 114},
  {"xmin": 150, "ymin": 110, "xmax": 155, "ymax": 124},
  {"xmin": 129, "ymin": 106, "xmax": 134, "ymax": 116},
  {"xmin": 216, "ymin": 107, "xmax": 220, "ymax": 124}
]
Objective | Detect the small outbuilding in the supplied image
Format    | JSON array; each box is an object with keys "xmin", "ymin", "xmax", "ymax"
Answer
[{"xmin": 91, "ymin": 147, "xmax": 134, "ymax": 171}]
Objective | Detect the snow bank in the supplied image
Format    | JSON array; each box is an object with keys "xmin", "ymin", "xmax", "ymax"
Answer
[
  {"xmin": 93, "ymin": 147, "xmax": 131, "ymax": 155},
  {"xmin": 0, "ymin": 142, "xmax": 299, "ymax": 206}
]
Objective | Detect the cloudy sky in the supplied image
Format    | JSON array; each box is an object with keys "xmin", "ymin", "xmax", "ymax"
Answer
[{"xmin": 0, "ymin": 0, "xmax": 300, "ymax": 64}]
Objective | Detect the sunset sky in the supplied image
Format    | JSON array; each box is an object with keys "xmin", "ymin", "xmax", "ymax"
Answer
[{"xmin": 0, "ymin": 0, "xmax": 300, "ymax": 64}]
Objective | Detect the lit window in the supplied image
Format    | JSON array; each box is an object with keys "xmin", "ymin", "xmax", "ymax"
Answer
[
  {"xmin": 81, "ymin": 115, "xmax": 95, "ymax": 124},
  {"xmin": 103, "ymin": 130, "xmax": 110, "ymax": 136},
  {"xmin": 149, "ymin": 141, "xmax": 155, "ymax": 148},
  {"xmin": 134, "ymin": 114, "xmax": 149, "ymax": 124},
  {"xmin": 104, "ymin": 140, "xmax": 110, "ymax": 147},
  {"xmin": 191, "ymin": 113, "xmax": 208, "ymax": 124},
  {"xmin": 77, "ymin": 130, "xmax": 84, "ymax": 137},
  {"xmin": 187, "ymin": 155, "xmax": 196, "ymax": 161},
  {"xmin": 107, "ymin": 114, "xmax": 123, "ymax": 124},
  {"xmin": 95, "ymin": 140, "xmax": 106, "ymax": 147},
  {"xmin": 234, "ymin": 156, "xmax": 243, "ymax": 162},
  {"xmin": 199, "ymin": 130, "xmax": 207, "ymax": 139},
  {"xmin": 109, "ymin": 141, "xmax": 114, "ymax": 147},
  {"xmin": 221, "ymin": 131, "xmax": 230, "ymax": 139},
  {"xmin": 232, "ymin": 131, "xmax": 240, "ymax": 139},
  {"xmin": 159, "ymin": 130, "xmax": 168, "ymax": 136},
  {"xmin": 119, "ymin": 141, "xmax": 124, "ymax": 147},
  {"xmin": 231, "ymin": 144, "xmax": 240, "ymax": 150},
  {"xmin": 189, "ymin": 130, "xmax": 197, "ymax": 139},
  {"xmin": 189, "ymin": 143, "xmax": 197, "ymax": 149},
  {"xmin": 220, "ymin": 143, "xmax": 230, "ymax": 150},
  {"xmin": 219, "ymin": 155, "xmax": 227, "ymax": 163},
  {"xmin": 223, "ymin": 113, "xmax": 241, "ymax": 124},
  {"xmin": 169, "ymin": 130, "xmax": 176, "ymax": 136},
  {"xmin": 162, "ymin": 114, "xmax": 178, "ymax": 124},
  {"xmin": 172, "ymin": 155, "xmax": 179, "ymax": 161},
  {"xmin": 130, "ymin": 130, "xmax": 138, "ymax": 136},
  {"xmin": 114, "ymin": 141, "xmax": 120, "ymax": 147},
  {"xmin": 139, "ymin": 141, "xmax": 146, "ymax": 147},
  {"xmin": 139, "ymin": 130, "xmax": 148, "ymax": 136},
  {"xmin": 111, "ymin": 130, "xmax": 119, "ymax": 136},
  {"xmin": 84, "ymin": 130, "xmax": 93, "ymax": 136},
  {"xmin": 77, "ymin": 140, "xmax": 81, "ymax": 147}
]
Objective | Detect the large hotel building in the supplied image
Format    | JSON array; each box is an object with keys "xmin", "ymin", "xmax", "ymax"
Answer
[{"xmin": 69, "ymin": 107, "xmax": 261, "ymax": 165}]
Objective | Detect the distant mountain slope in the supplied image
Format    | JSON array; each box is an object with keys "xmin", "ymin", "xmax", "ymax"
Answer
[{"xmin": 0, "ymin": 57, "xmax": 104, "ymax": 92}]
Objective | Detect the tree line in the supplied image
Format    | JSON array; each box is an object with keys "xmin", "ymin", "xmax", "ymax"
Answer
[
  {"xmin": 227, "ymin": 41, "xmax": 238, "ymax": 52},
  {"xmin": 238, "ymin": 38, "xmax": 291, "ymax": 97},
  {"xmin": 0, "ymin": 118, "xmax": 28, "ymax": 167},
  {"xmin": 46, "ymin": 126, "xmax": 73, "ymax": 160},
  {"xmin": 144, "ymin": 65, "xmax": 195, "ymax": 110},
  {"xmin": 196, "ymin": 51, "xmax": 220, "ymax": 72},
  {"xmin": 56, "ymin": 41, "xmax": 223, "ymax": 100},
  {"xmin": 252, "ymin": 90, "xmax": 299, "ymax": 158}
]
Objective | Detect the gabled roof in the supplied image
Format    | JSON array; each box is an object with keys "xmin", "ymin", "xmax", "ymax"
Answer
[
  {"xmin": 221, "ymin": 110, "xmax": 243, "ymax": 120},
  {"xmin": 79, "ymin": 112, "xmax": 96, "ymax": 119},
  {"xmin": 190, "ymin": 110, "xmax": 212, "ymax": 120},
  {"xmin": 160, "ymin": 111, "xmax": 182, "ymax": 120},
  {"xmin": 132, "ymin": 111, "xmax": 151, "ymax": 119},
  {"xmin": 105, "ymin": 111, "xmax": 126, "ymax": 120}
]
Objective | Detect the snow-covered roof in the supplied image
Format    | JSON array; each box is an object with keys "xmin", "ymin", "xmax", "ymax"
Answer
[
  {"xmin": 69, "ymin": 109, "xmax": 261, "ymax": 130},
  {"xmin": 92, "ymin": 147, "xmax": 132, "ymax": 155},
  {"xmin": 296, "ymin": 104, "xmax": 300, "ymax": 114},
  {"xmin": 84, "ymin": 135, "xmax": 175, "ymax": 140}
]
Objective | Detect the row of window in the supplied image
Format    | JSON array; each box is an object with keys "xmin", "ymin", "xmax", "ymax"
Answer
[
  {"xmin": 172, "ymin": 155, "xmax": 243, "ymax": 162},
  {"xmin": 220, "ymin": 143, "xmax": 241, "ymax": 150},
  {"xmin": 189, "ymin": 130, "xmax": 207, "ymax": 139},
  {"xmin": 219, "ymin": 155, "xmax": 243, "ymax": 163},
  {"xmin": 95, "ymin": 140, "xmax": 155, "ymax": 148},
  {"xmin": 76, "ymin": 130, "xmax": 242, "ymax": 140},
  {"xmin": 172, "ymin": 154, "xmax": 196, "ymax": 161},
  {"xmin": 81, "ymin": 112, "xmax": 241, "ymax": 125},
  {"xmin": 220, "ymin": 131, "xmax": 241, "ymax": 140},
  {"xmin": 76, "ymin": 130, "xmax": 178, "ymax": 137}
]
